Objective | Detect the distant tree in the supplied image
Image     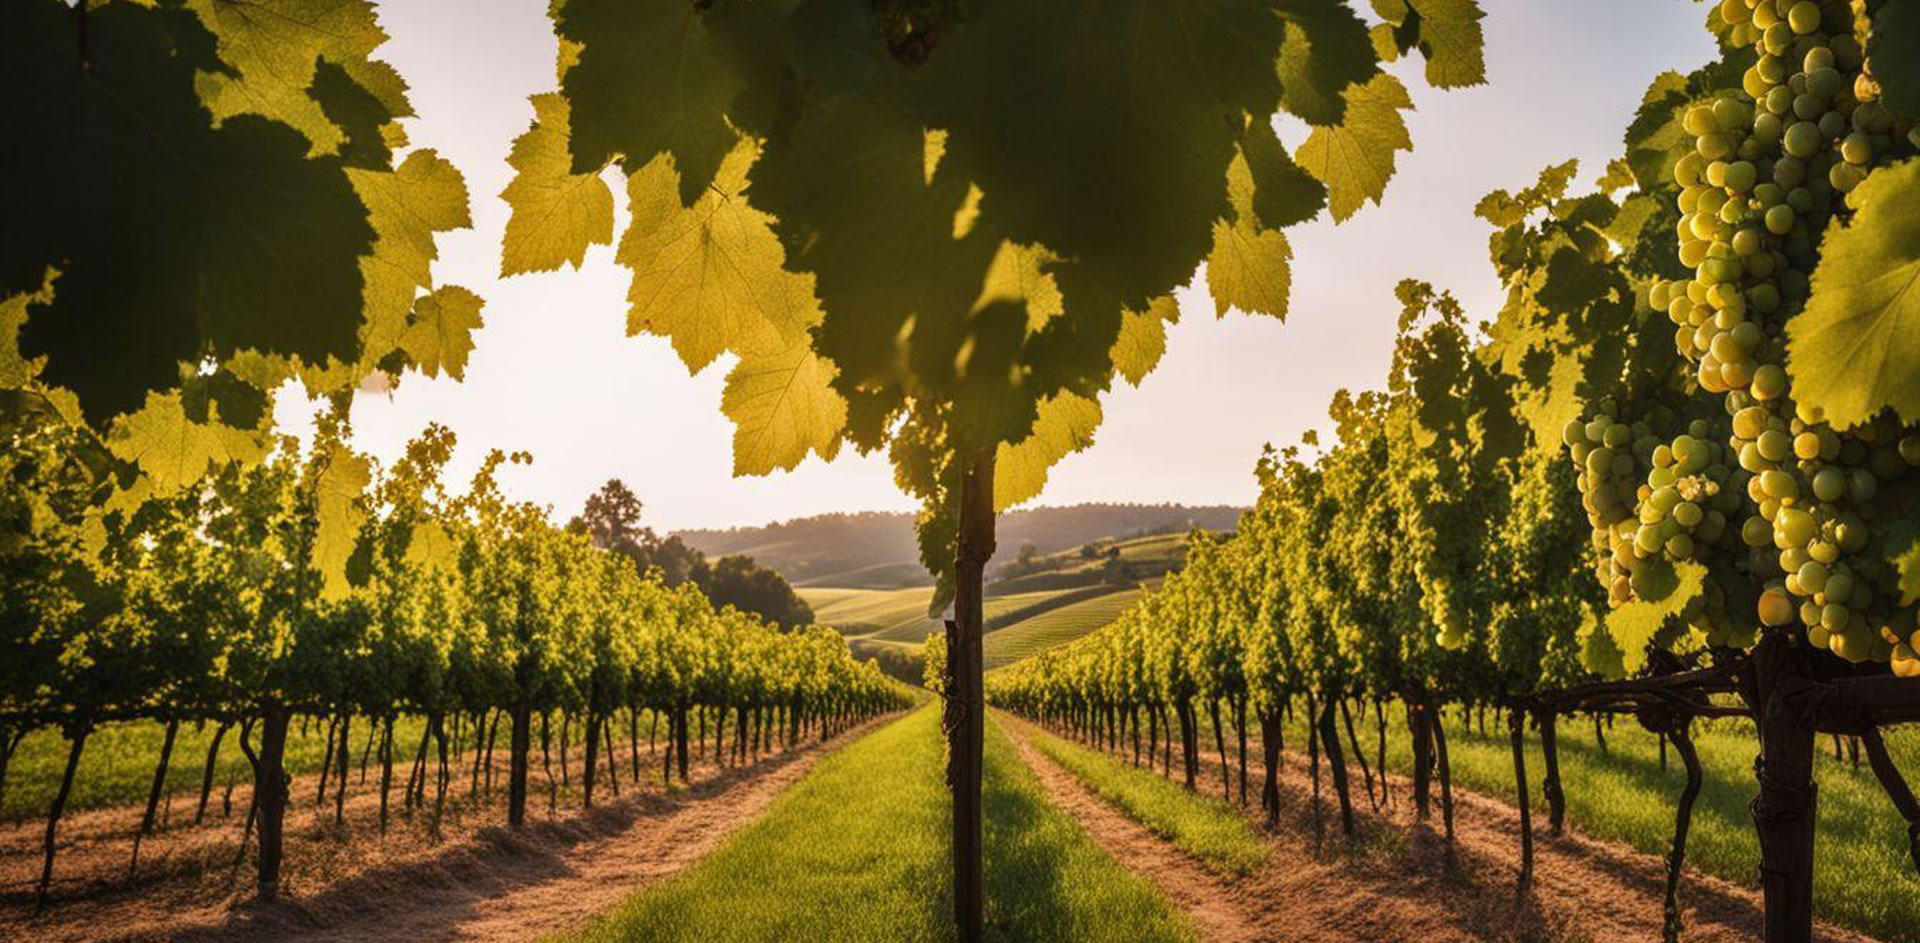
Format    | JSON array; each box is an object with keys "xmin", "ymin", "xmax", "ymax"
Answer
[
  {"xmin": 699, "ymin": 555, "xmax": 815, "ymax": 629},
  {"xmin": 573, "ymin": 480, "xmax": 813, "ymax": 627}
]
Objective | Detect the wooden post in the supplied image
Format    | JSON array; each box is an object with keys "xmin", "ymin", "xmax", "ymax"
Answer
[{"xmin": 946, "ymin": 447, "xmax": 995, "ymax": 943}]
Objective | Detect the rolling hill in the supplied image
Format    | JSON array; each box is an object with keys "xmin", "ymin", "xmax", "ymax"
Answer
[{"xmin": 675, "ymin": 503, "xmax": 1241, "ymax": 589}]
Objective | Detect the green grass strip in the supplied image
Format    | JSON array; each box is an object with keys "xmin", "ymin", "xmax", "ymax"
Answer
[
  {"xmin": 1021, "ymin": 720, "xmax": 1266, "ymax": 875},
  {"xmin": 1273, "ymin": 707, "xmax": 1920, "ymax": 942},
  {"xmin": 560, "ymin": 706, "xmax": 1193, "ymax": 943}
]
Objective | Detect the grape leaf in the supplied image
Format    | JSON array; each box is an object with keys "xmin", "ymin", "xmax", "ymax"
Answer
[
  {"xmin": 974, "ymin": 243, "xmax": 1065, "ymax": 333},
  {"xmin": 1208, "ymin": 220, "xmax": 1293, "ymax": 319},
  {"xmin": 312, "ymin": 442, "xmax": 371, "ymax": 601},
  {"xmin": 994, "ymin": 392, "xmax": 1102, "ymax": 513},
  {"xmin": 349, "ymin": 150, "xmax": 473, "ymax": 359},
  {"xmin": 185, "ymin": 0, "xmax": 387, "ymax": 157},
  {"xmin": 556, "ymin": 0, "xmax": 744, "ymax": 202},
  {"xmin": 720, "ymin": 341, "xmax": 847, "ymax": 477},
  {"xmin": 1274, "ymin": 0, "xmax": 1382, "ymax": 126},
  {"xmin": 916, "ymin": 0, "xmax": 1283, "ymax": 311},
  {"xmin": 618, "ymin": 140, "xmax": 820, "ymax": 372},
  {"xmin": 1787, "ymin": 159, "xmax": 1920, "ymax": 429},
  {"xmin": 501, "ymin": 93, "xmax": 614, "ymax": 276},
  {"xmin": 4, "ymin": 1, "xmax": 377, "ymax": 423},
  {"xmin": 1603, "ymin": 558, "xmax": 1704, "ymax": 675},
  {"xmin": 1242, "ymin": 116, "xmax": 1328, "ymax": 229},
  {"xmin": 400, "ymin": 286, "xmax": 486, "ymax": 380},
  {"xmin": 1296, "ymin": 74, "xmax": 1415, "ymax": 222},
  {"xmin": 108, "ymin": 391, "xmax": 268, "ymax": 494},
  {"xmin": 1887, "ymin": 520, "xmax": 1920, "ymax": 606},
  {"xmin": 1113, "ymin": 297, "xmax": 1180, "ymax": 387},
  {"xmin": 1869, "ymin": 0, "xmax": 1920, "ymax": 118},
  {"xmin": 1404, "ymin": 0, "xmax": 1487, "ymax": 89},
  {"xmin": 0, "ymin": 275, "xmax": 55, "ymax": 389}
]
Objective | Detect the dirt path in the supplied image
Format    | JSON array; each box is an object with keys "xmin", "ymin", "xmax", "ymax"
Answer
[
  {"xmin": 1003, "ymin": 717, "xmax": 1268, "ymax": 943},
  {"xmin": 1, "ymin": 719, "xmax": 887, "ymax": 943},
  {"xmin": 998, "ymin": 714, "xmax": 1877, "ymax": 943}
]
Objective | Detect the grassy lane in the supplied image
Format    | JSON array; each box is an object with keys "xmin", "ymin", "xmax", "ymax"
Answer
[
  {"xmin": 560, "ymin": 706, "xmax": 1192, "ymax": 943},
  {"xmin": 1253, "ymin": 706, "xmax": 1920, "ymax": 942},
  {"xmin": 1017, "ymin": 718, "xmax": 1266, "ymax": 875}
]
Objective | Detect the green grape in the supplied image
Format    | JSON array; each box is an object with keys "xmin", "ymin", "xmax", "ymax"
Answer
[
  {"xmin": 1806, "ymin": 67, "xmax": 1844, "ymax": 99},
  {"xmin": 1787, "ymin": 1, "xmax": 1821, "ymax": 34},
  {"xmin": 1811, "ymin": 465, "xmax": 1846, "ymax": 501}
]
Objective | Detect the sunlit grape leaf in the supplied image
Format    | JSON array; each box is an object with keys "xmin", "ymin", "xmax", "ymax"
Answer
[
  {"xmin": 350, "ymin": 149, "xmax": 473, "ymax": 359},
  {"xmin": 721, "ymin": 341, "xmax": 847, "ymax": 477},
  {"xmin": 1887, "ymin": 521, "xmax": 1920, "ymax": 606},
  {"xmin": 1208, "ymin": 221, "xmax": 1292, "ymax": 319},
  {"xmin": 1296, "ymin": 74, "xmax": 1414, "ymax": 222},
  {"xmin": 108, "ymin": 392, "xmax": 268, "ymax": 494},
  {"xmin": 1787, "ymin": 159, "xmax": 1920, "ymax": 429},
  {"xmin": 1603, "ymin": 558, "xmax": 1704, "ymax": 675},
  {"xmin": 556, "ymin": 0, "xmax": 743, "ymax": 201},
  {"xmin": 313, "ymin": 443, "xmax": 371, "ymax": 600},
  {"xmin": 1579, "ymin": 607, "xmax": 1626, "ymax": 678},
  {"xmin": 5, "ymin": 1, "xmax": 378, "ymax": 424},
  {"xmin": 1404, "ymin": 0, "xmax": 1487, "ymax": 89},
  {"xmin": 501, "ymin": 93, "xmax": 614, "ymax": 276},
  {"xmin": 973, "ymin": 243, "xmax": 1065, "ymax": 332},
  {"xmin": 404, "ymin": 520, "xmax": 458, "ymax": 573},
  {"xmin": 1113, "ymin": 297, "xmax": 1179, "ymax": 387},
  {"xmin": 1274, "ymin": 0, "xmax": 1381, "ymax": 126},
  {"xmin": 619, "ymin": 142, "xmax": 820, "ymax": 372},
  {"xmin": 994, "ymin": 392, "xmax": 1101, "ymax": 513},
  {"xmin": 0, "ymin": 275, "xmax": 55, "ymax": 388},
  {"xmin": 185, "ymin": 0, "xmax": 386, "ymax": 157},
  {"xmin": 1869, "ymin": 0, "xmax": 1920, "ymax": 118},
  {"xmin": 400, "ymin": 286, "xmax": 485, "ymax": 380}
]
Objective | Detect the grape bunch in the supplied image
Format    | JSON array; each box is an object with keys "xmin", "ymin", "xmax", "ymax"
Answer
[{"xmin": 1632, "ymin": 0, "xmax": 1920, "ymax": 671}]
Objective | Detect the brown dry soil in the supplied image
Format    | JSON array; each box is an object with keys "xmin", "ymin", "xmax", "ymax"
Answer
[
  {"xmin": 999, "ymin": 714, "xmax": 1879, "ymax": 943},
  {"xmin": 0, "ymin": 720, "xmax": 883, "ymax": 943}
]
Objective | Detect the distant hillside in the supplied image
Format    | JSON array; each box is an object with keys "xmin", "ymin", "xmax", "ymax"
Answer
[{"xmin": 675, "ymin": 503, "xmax": 1243, "ymax": 589}]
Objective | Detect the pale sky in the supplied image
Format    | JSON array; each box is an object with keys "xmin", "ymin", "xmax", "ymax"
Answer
[{"xmin": 277, "ymin": 0, "xmax": 1717, "ymax": 533}]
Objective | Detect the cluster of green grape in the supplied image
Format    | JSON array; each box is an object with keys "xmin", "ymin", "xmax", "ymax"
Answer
[
  {"xmin": 1563, "ymin": 401, "xmax": 1664, "ymax": 606},
  {"xmin": 1640, "ymin": 0, "xmax": 1920, "ymax": 670}
]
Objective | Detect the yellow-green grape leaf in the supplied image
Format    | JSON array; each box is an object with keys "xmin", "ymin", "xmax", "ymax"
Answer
[
  {"xmin": 500, "ymin": 93, "xmax": 614, "ymax": 276},
  {"xmin": 403, "ymin": 520, "xmax": 457, "ymax": 573},
  {"xmin": 1578, "ymin": 606, "xmax": 1627, "ymax": 678},
  {"xmin": 400, "ymin": 285, "xmax": 485, "ymax": 380},
  {"xmin": 1603, "ymin": 558, "xmax": 1705, "ymax": 675},
  {"xmin": 1296, "ymin": 74, "xmax": 1414, "ymax": 222},
  {"xmin": 186, "ymin": 0, "xmax": 387, "ymax": 157},
  {"xmin": 1208, "ymin": 221, "xmax": 1292, "ymax": 319},
  {"xmin": 973, "ymin": 243, "xmax": 1064, "ymax": 332},
  {"xmin": 720, "ymin": 341, "xmax": 847, "ymax": 477},
  {"xmin": 1405, "ymin": 0, "xmax": 1487, "ymax": 89},
  {"xmin": 108, "ymin": 391, "xmax": 269, "ymax": 494},
  {"xmin": 1787, "ymin": 159, "xmax": 1920, "ymax": 429},
  {"xmin": 1113, "ymin": 296, "xmax": 1179, "ymax": 387},
  {"xmin": 312, "ymin": 443, "xmax": 371, "ymax": 600},
  {"xmin": 0, "ymin": 274, "xmax": 55, "ymax": 388},
  {"xmin": 994, "ymin": 392, "xmax": 1102, "ymax": 512},
  {"xmin": 350, "ymin": 150, "xmax": 473, "ymax": 360},
  {"xmin": 618, "ymin": 141, "xmax": 820, "ymax": 371},
  {"xmin": 1206, "ymin": 148, "xmax": 1295, "ymax": 319}
]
